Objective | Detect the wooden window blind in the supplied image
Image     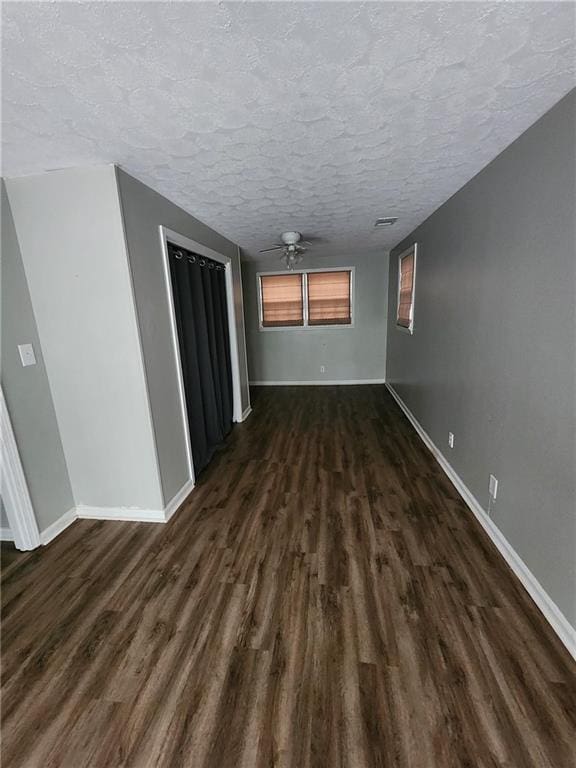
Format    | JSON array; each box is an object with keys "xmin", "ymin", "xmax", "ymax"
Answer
[
  {"xmin": 307, "ymin": 271, "xmax": 352, "ymax": 325},
  {"xmin": 260, "ymin": 273, "xmax": 303, "ymax": 327},
  {"xmin": 397, "ymin": 249, "xmax": 416, "ymax": 330}
]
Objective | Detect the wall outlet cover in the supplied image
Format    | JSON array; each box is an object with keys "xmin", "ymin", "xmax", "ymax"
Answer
[{"xmin": 448, "ymin": 432, "xmax": 455, "ymax": 448}]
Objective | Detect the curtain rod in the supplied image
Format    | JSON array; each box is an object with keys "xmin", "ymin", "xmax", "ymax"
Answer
[{"xmin": 170, "ymin": 247, "xmax": 225, "ymax": 270}]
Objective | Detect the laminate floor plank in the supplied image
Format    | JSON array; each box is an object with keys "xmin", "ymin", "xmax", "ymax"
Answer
[{"xmin": 1, "ymin": 385, "xmax": 574, "ymax": 767}]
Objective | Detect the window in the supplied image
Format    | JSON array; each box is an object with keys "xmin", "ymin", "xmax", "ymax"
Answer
[
  {"xmin": 258, "ymin": 269, "xmax": 353, "ymax": 330},
  {"xmin": 396, "ymin": 244, "xmax": 417, "ymax": 333},
  {"xmin": 260, "ymin": 273, "xmax": 304, "ymax": 327},
  {"xmin": 308, "ymin": 271, "xmax": 351, "ymax": 325}
]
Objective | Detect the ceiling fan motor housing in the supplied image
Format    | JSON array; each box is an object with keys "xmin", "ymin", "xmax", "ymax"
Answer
[{"xmin": 281, "ymin": 231, "xmax": 302, "ymax": 245}]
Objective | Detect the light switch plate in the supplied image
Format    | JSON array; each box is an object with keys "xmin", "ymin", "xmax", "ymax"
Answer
[
  {"xmin": 18, "ymin": 343, "xmax": 36, "ymax": 367},
  {"xmin": 489, "ymin": 474, "xmax": 498, "ymax": 500}
]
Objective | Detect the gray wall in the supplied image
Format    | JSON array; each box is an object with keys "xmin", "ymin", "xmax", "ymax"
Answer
[
  {"xmin": 1, "ymin": 181, "xmax": 74, "ymax": 530},
  {"xmin": 386, "ymin": 91, "xmax": 576, "ymax": 626},
  {"xmin": 5, "ymin": 167, "xmax": 162, "ymax": 512},
  {"xmin": 243, "ymin": 251, "xmax": 388, "ymax": 383},
  {"xmin": 1, "ymin": 498, "xmax": 9, "ymax": 530},
  {"xmin": 116, "ymin": 168, "xmax": 250, "ymax": 505}
]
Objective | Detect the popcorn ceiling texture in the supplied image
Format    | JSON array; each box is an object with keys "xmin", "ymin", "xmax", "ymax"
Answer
[{"xmin": 2, "ymin": 2, "xmax": 575, "ymax": 260}]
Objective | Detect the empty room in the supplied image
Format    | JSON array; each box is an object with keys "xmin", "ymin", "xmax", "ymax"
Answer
[{"xmin": 1, "ymin": 2, "xmax": 575, "ymax": 766}]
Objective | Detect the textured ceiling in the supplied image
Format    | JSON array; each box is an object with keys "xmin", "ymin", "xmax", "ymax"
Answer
[{"xmin": 2, "ymin": 2, "xmax": 575, "ymax": 261}]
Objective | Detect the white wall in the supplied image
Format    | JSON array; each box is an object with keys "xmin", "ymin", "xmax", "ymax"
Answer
[
  {"xmin": 5, "ymin": 166, "xmax": 162, "ymax": 512},
  {"xmin": 115, "ymin": 168, "xmax": 250, "ymax": 505},
  {"xmin": 243, "ymin": 250, "xmax": 388, "ymax": 384}
]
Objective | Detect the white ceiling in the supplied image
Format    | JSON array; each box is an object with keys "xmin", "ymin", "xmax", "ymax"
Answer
[{"xmin": 2, "ymin": 2, "xmax": 575, "ymax": 260}]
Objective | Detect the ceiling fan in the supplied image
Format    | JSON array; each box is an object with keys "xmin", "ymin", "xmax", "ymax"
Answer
[{"xmin": 259, "ymin": 231, "xmax": 314, "ymax": 270}]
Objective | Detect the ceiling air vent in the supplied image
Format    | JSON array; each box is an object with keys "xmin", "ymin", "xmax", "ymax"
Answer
[{"xmin": 374, "ymin": 217, "xmax": 398, "ymax": 228}]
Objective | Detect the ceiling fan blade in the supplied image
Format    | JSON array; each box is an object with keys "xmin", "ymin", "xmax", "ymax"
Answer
[{"xmin": 259, "ymin": 246, "xmax": 284, "ymax": 253}]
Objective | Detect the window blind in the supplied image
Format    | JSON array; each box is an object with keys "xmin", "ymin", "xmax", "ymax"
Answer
[
  {"xmin": 307, "ymin": 271, "xmax": 351, "ymax": 325},
  {"xmin": 260, "ymin": 273, "xmax": 304, "ymax": 327},
  {"xmin": 397, "ymin": 252, "xmax": 415, "ymax": 329}
]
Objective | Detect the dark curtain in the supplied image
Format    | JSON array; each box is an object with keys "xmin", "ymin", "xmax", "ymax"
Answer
[{"xmin": 168, "ymin": 243, "xmax": 233, "ymax": 476}]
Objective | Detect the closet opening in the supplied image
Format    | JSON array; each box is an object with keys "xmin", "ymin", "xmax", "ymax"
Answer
[{"xmin": 160, "ymin": 227, "xmax": 242, "ymax": 483}]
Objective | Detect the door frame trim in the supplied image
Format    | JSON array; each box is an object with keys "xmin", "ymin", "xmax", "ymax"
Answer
[{"xmin": 0, "ymin": 386, "xmax": 42, "ymax": 550}]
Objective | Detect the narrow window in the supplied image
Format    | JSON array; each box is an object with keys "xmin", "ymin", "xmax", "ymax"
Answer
[
  {"xmin": 260, "ymin": 273, "xmax": 304, "ymax": 327},
  {"xmin": 397, "ymin": 245, "xmax": 417, "ymax": 333},
  {"xmin": 307, "ymin": 270, "xmax": 352, "ymax": 326}
]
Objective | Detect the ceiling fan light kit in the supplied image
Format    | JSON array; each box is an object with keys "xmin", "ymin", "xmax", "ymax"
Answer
[{"xmin": 284, "ymin": 249, "xmax": 304, "ymax": 270}]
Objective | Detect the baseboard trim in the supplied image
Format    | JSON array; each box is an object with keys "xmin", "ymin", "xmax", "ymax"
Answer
[
  {"xmin": 239, "ymin": 405, "xmax": 253, "ymax": 422},
  {"xmin": 0, "ymin": 527, "xmax": 14, "ymax": 541},
  {"xmin": 385, "ymin": 383, "xmax": 576, "ymax": 661},
  {"xmin": 76, "ymin": 506, "xmax": 166, "ymax": 523},
  {"xmin": 164, "ymin": 478, "xmax": 195, "ymax": 522},
  {"xmin": 40, "ymin": 507, "xmax": 77, "ymax": 545},
  {"xmin": 250, "ymin": 379, "xmax": 386, "ymax": 386},
  {"xmin": 39, "ymin": 480, "xmax": 197, "ymax": 545}
]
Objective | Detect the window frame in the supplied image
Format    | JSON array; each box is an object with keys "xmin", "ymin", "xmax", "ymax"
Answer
[
  {"xmin": 257, "ymin": 267, "xmax": 355, "ymax": 331},
  {"xmin": 257, "ymin": 271, "xmax": 305, "ymax": 330},
  {"xmin": 396, "ymin": 243, "xmax": 417, "ymax": 335}
]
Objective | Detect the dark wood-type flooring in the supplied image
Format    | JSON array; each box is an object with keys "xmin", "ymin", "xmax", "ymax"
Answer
[{"xmin": 2, "ymin": 386, "xmax": 575, "ymax": 767}]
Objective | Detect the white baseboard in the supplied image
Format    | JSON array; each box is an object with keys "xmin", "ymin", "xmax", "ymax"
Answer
[
  {"xmin": 40, "ymin": 507, "xmax": 77, "ymax": 545},
  {"xmin": 39, "ymin": 479, "xmax": 196, "ymax": 545},
  {"xmin": 385, "ymin": 383, "xmax": 576, "ymax": 661},
  {"xmin": 250, "ymin": 378, "xmax": 386, "ymax": 386},
  {"xmin": 0, "ymin": 527, "xmax": 14, "ymax": 542},
  {"xmin": 164, "ymin": 478, "xmax": 195, "ymax": 522},
  {"xmin": 238, "ymin": 405, "xmax": 252, "ymax": 422},
  {"xmin": 76, "ymin": 505, "xmax": 166, "ymax": 523}
]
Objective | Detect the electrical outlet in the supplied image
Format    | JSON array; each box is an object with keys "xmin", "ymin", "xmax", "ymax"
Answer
[
  {"xmin": 448, "ymin": 432, "xmax": 454, "ymax": 449},
  {"xmin": 489, "ymin": 474, "xmax": 498, "ymax": 500},
  {"xmin": 320, "ymin": 365, "xmax": 326, "ymax": 373}
]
